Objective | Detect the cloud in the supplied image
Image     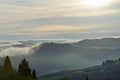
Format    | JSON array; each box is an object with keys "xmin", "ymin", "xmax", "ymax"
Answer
[
  {"xmin": 0, "ymin": 0, "xmax": 120, "ymax": 40},
  {"xmin": 0, "ymin": 0, "xmax": 119, "ymax": 23},
  {"xmin": 0, "ymin": 47, "xmax": 30, "ymax": 57},
  {"xmin": 0, "ymin": 40, "xmax": 41, "ymax": 57},
  {"xmin": 1, "ymin": 12, "xmax": 120, "ymax": 34},
  {"xmin": 25, "ymin": 24, "xmax": 106, "ymax": 33}
]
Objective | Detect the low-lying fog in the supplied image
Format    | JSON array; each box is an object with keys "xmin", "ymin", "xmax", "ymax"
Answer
[{"xmin": 0, "ymin": 38, "xmax": 120, "ymax": 76}]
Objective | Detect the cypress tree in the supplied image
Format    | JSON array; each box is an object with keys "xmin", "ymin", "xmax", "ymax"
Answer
[
  {"xmin": 32, "ymin": 69, "xmax": 37, "ymax": 79},
  {"xmin": 18, "ymin": 59, "xmax": 31, "ymax": 76},
  {"xmin": 4, "ymin": 56, "xmax": 12, "ymax": 70},
  {"xmin": 86, "ymin": 77, "xmax": 88, "ymax": 80},
  {"xmin": 18, "ymin": 63, "xmax": 22, "ymax": 75}
]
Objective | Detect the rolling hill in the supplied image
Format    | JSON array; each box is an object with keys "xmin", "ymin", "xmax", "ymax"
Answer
[{"xmin": 39, "ymin": 59, "xmax": 120, "ymax": 80}]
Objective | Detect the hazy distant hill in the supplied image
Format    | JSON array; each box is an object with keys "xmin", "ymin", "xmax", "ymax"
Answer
[
  {"xmin": 31, "ymin": 38, "xmax": 120, "ymax": 63},
  {"xmin": 29, "ymin": 38, "xmax": 120, "ymax": 75},
  {"xmin": 39, "ymin": 60, "xmax": 120, "ymax": 80},
  {"xmin": 73, "ymin": 38, "xmax": 120, "ymax": 48},
  {"xmin": 31, "ymin": 38, "xmax": 120, "ymax": 55}
]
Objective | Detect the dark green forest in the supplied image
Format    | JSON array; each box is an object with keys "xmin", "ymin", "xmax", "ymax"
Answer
[{"xmin": 0, "ymin": 56, "xmax": 37, "ymax": 80}]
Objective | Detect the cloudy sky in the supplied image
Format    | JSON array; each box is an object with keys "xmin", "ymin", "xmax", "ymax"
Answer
[{"xmin": 0, "ymin": 0, "xmax": 120, "ymax": 41}]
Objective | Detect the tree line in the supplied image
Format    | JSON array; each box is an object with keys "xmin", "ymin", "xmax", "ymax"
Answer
[
  {"xmin": 0, "ymin": 56, "xmax": 37, "ymax": 80},
  {"xmin": 102, "ymin": 58, "xmax": 120, "ymax": 65}
]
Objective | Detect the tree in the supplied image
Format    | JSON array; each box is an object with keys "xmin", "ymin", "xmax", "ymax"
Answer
[
  {"xmin": 32, "ymin": 69, "xmax": 37, "ymax": 79},
  {"xmin": 86, "ymin": 77, "xmax": 88, "ymax": 80},
  {"xmin": 18, "ymin": 59, "xmax": 31, "ymax": 76},
  {"xmin": 18, "ymin": 63, "xmax": 22, "ymax": 74},
  {"xmin": 3, "ymin": 56, "xmax": 12, "ymax": 70}
]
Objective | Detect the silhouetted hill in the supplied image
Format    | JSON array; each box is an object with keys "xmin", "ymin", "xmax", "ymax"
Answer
[
  {"xmin": 31, "ymin": 38, "xmax": 120, "ymax": 62},
  {"xmin": 31, "ymin": 43, "xmax": 73, "ymax": 55}
]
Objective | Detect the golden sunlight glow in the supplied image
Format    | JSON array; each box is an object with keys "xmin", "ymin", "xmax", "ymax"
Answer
[{"xmin": 83, "ymin": 0, "xmax": 112, "ymax": 8}]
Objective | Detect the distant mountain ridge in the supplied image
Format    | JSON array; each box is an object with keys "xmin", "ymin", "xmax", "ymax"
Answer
[
  {"xmin": 73, "ymin": 38, "xmax": 120, "ymax": 48},
  {"xmin": 31, "ymin": 38, "xmax": 120, "ymax": 57}
]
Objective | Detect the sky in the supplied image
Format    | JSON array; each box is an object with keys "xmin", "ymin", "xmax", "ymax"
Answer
[{"xmin": 0, "ymin": 0, "xmax": 120, "ymax": 41}]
